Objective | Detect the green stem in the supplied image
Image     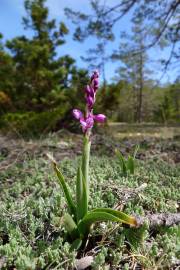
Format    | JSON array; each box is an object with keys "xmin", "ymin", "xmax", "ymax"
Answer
[{"xmin": 82, "ymin": 134, "xmax": 91, "ymax": 203}]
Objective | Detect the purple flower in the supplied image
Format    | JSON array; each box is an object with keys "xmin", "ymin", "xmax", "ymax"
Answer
[
  {"xmin": 72, "ymin": 109, "xmax": 83, "ymax": 120},
  {"xmin": 80, "ymin": 114, "xmax": 94, "ymax": 133},
  {"xmin": 93, "ymin": 114, "xmax": 106, "ymax": 123},
  {"xmin": 85, "ymin": 71, "xmax": 99, "ymax": 111},
  {"xmin": 72, "ymin": 70, "xmax": 106, "ymax": 134}
]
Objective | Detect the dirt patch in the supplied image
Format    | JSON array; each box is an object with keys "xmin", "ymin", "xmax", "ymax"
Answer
[{"xmin": 0, "ymin": 130, "xmax": 180, "ymax": 172}]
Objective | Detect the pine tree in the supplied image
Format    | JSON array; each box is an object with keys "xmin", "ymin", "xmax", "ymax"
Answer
[
  {"xmin": 66, "ymin": 0, "xmax": 180, "ymax": 75},
  {"xmin": 65, "ymin": 0, "xmax": 114, "ymax": 92},
  {"xmin": 112, "ymin": 17, "xmax": 153, "ymax": 122},
  {"xmin": 6, "ymin": 0, "xmax": 69, "ymax": 111},
  {"xmin": 0, "ymin": 34, "xmax": 15, "ymax": 114}
]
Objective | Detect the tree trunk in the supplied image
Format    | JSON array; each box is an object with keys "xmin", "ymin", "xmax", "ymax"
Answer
[{"xmin": 137, "ymin": 47, "xmax": 143, "ymax": 123}]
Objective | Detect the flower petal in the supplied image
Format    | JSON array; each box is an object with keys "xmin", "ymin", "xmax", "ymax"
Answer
[
  {"xmin": 72, "ymin": 109, "xmax": 83, "ymax": 120},
  {"xmin": 93, "ymin": 114, "xmax": 106, "ymax": 123},
  {"xmin": 80, "ymin": 119, "xmax": 87, "ymax": 133},
  {"xmin": 86, "ymin": 115, "xmax": 94, "ymax": 128}
]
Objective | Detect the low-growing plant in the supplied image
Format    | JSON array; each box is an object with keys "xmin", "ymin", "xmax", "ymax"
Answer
[
  {"xmin": 115, "ymin": 145, "xmax": 139, "ymax": 176},
  {"xmin": 48, "ymin": 71, "xmax": 137, "ymax": 250},
  {"xmin": 0, "ymin": 107, "xmax": 68, "ymax": 136}
]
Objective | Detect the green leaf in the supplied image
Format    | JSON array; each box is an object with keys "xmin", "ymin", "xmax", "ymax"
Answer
[
  {"xmin": 63, "ymin": 213, "xmax": 79, "ymax": 239},
  {"xmin": 47, "ymin": 154, "xmax": 76, "ymax": 217},
  {"xmin": 133, "ymin": 145, "xmax": 139, "ymax": 159},
  {"xmin": 63, "ymin": 213, "xmax": 77, "ymax": 234},
  {"xmin": 76, "ymin": 166, "xmax": 88, "ymax": 222},
  {"xmin": 78, "ymin": 210, "xmax": 137, "ymax": 236},
  {"xmin": 92, "ymin": 208, "xmax": 137, "ymax": 226},
  {"xmin": 78, "ymin": 211, "xmax": 121, "ymax": 236},
  {"xmin": 127, "ymin": 156, "xmax": 135, "ymax": 174},
  {"xmin": 70, "ymin": 238, "xmax": 82, "ymax": 251},
  {"xmin": 115, "ymin": 149, "xmax": 127, "ymax": 175}
]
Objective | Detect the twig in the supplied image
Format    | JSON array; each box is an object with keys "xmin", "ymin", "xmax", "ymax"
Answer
[{"xmin": 136, "ymin": 212, "xmax": 180, "ymax": 228}]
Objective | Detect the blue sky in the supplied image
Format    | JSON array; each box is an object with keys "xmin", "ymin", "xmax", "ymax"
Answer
[{"xmin": 0, "ymin": 0, "xmax": 177, "ymax": 83}]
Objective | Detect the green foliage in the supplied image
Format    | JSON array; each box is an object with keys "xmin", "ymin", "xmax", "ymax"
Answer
[
  {"xmin": 0, "ymin": 35, "xmax": 15, "ymax": 114},
  {"xmin": 0, "ymin": 107, "xmax": 67, "ymax": 136},
  {"xmin": 0, "ymin": 0, "xmax": 179, "ymax": 133},
  {"xmin": 154, "ymin": 82, "xmax": 180, "ymax": 123},
  {"xmin": 0, "ymin": 137, "xmax": 179, "ymax": 269},
  {"xmin": 124, "ymin": 222, "xmax": 149, "ymax": 250},
  {"xmin": 51, "ymin": 156, "xmax": 76, "ymax": 217},
  {"xmin": 116, "ymin": 145, "xmax": 139, "ymax": 176},
  {"xmin": 0, "ymin": 0, "xmax": 85, "ymax": 117}
]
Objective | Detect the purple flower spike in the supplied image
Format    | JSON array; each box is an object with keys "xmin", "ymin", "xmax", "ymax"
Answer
[
  {"xmin": 94, "ymin": 114, "xmax": 106, "ymax": 123},
  {"xmin": 72, "ymin": 109, "xmax": 83, "ymax": 120},
  {"xmin": 86, "ymin": 95, "xmax": 94, "ymax": 109},
  {"xmin": 72, "ymin": 70, "xmax": 106, "ymax": 134},
  {"xmin": 85, "ymin": 85, "xmax": 93, "ymax": 96}
]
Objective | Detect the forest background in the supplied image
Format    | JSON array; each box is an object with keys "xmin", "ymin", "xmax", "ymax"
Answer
[{"xmin": 0, "ymin": 0, "xmax": 179, "ymax": 136}]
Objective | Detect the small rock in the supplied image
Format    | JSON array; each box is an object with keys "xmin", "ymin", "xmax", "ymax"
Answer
[{"xmin": 75, "ymin": 256, "xmax": 93, "ymax": 270}]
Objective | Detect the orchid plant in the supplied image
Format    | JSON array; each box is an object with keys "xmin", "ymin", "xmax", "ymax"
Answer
[
  {"xmin": 116, "ymin": 145, "xmax": 139, "ymax": 176},
  {"xmin": 48, "ymin": 71, "xmax": 137, "ymax": 250}
]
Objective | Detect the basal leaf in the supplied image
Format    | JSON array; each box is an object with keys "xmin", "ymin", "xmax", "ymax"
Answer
[
  {"xmin": 70, "ymin": 238, "xmax": 82, "ymax": 251},
  {"xmin": 115, "ymin": 149, "xmax": 127, "ymax": 175},
  {"xmin": 78, "ymin": 208, "xmax": 137, "ymax": 236},
  {"xmin": 78, "ymin": 211, "xmax": 122, "ymax": 236},
  {"xmin": 133, "ymin": 145, "xmax": 139, "ymax": 159},
  {"xmin": 127, "ymin": 156, "xmax": 135, "ymax": 174},
  {"xmin": 47, "ymin": 153, "xmax": 76, "ymax": 217},
  {"xmin": 63, "ymin": 213, "xmax": 79, "ymax": 239},
  {"xmin": 92, "ymin": 208, "xmax": 137, "ymax": 226}
]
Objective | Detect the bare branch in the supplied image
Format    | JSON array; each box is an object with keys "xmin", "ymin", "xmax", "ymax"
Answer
[{"xmin": 136, "ymin": 213, "xmax": 180, "ymax": 228}]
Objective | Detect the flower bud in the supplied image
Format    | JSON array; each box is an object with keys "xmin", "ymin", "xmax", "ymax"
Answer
[
  {"xmin": 91, "ymin": 70, "xmax": 99, "ymax": 81},
  {"xmin": 85, "ymin": 85, "xmax": 95, "ymax": 97},
  {"xmin": 86, "ymin": 95, "xmax": 95, "ymax": 109},
  {"xmin": 93, "ymin": 78, "xmax": 99, "ymax": 91}
]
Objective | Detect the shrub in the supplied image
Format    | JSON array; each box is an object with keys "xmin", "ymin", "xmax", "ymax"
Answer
[{"xmin": 0, "ymin": 107, "xmax": 68, "ymax": 136}]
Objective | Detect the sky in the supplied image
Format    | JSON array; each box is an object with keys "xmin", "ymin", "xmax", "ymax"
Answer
[{"xmin": 0, "ymin": 0, "xmax": 178, "ymax": 84}]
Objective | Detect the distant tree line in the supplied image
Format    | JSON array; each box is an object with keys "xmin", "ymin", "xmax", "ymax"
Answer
[{"xmin": 0, "ymin": 0, "xmax": 179, "ymax": 135}]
